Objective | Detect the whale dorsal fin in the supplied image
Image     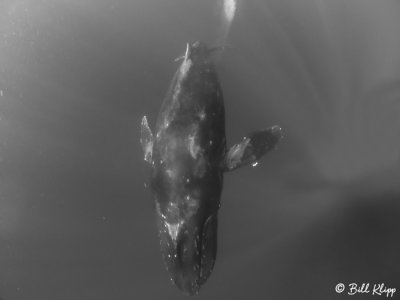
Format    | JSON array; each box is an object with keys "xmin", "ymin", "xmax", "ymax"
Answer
[
  {"xmin": 222, "ymin": 125, "xmax": 282, "ymax": 172},
  {"xmin": 140, "ymin": 116, "xmax": 154, "ymax": 164}
]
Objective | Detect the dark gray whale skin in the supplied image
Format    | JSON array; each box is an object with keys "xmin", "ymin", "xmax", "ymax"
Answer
[{"xmin": 141, "ymin": 41, "xmax": 282, "ymax": 295}]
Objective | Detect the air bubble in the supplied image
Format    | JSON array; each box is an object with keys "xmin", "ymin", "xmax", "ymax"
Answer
[{"xmin": 251, "ymin": 161, "xmax": 259, "ymax": 167}]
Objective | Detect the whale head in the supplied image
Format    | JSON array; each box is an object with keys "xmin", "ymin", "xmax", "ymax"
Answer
[{"xmin": 185, "ymin": 41, "xmax": 220, "ymax": 65}]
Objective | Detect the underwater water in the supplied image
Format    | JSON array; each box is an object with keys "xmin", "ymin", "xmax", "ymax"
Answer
[{"xmin": 0, "ymin": 0, "xmax": 400, "ymax": 299}]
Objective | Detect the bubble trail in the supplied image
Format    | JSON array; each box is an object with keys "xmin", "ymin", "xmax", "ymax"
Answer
[
  {"xmin": 216, "ymin": 0, "xmax": 238, "ymax": 47},
  {"xmin": 223, "ymin": 0, "xmax": 237, "ymax": 25}
]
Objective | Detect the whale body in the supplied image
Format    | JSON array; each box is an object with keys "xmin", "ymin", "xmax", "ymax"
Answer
[{"xmin": 141, "ymin": 41, "xmax": 282, "ymax": 295}]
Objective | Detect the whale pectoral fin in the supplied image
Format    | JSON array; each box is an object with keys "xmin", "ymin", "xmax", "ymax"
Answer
[
  {"xmin": 140, "ymin": 116, "xmax": 154, "ymax": 164},
  {"xmin": 222, "ymin": 125, "xmax": 282, "ymax": 172}
]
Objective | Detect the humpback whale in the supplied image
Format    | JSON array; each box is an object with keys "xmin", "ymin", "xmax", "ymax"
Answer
[{"xmin": 141, "ymin": 41, "xmax": 282, "ymax": 295}]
